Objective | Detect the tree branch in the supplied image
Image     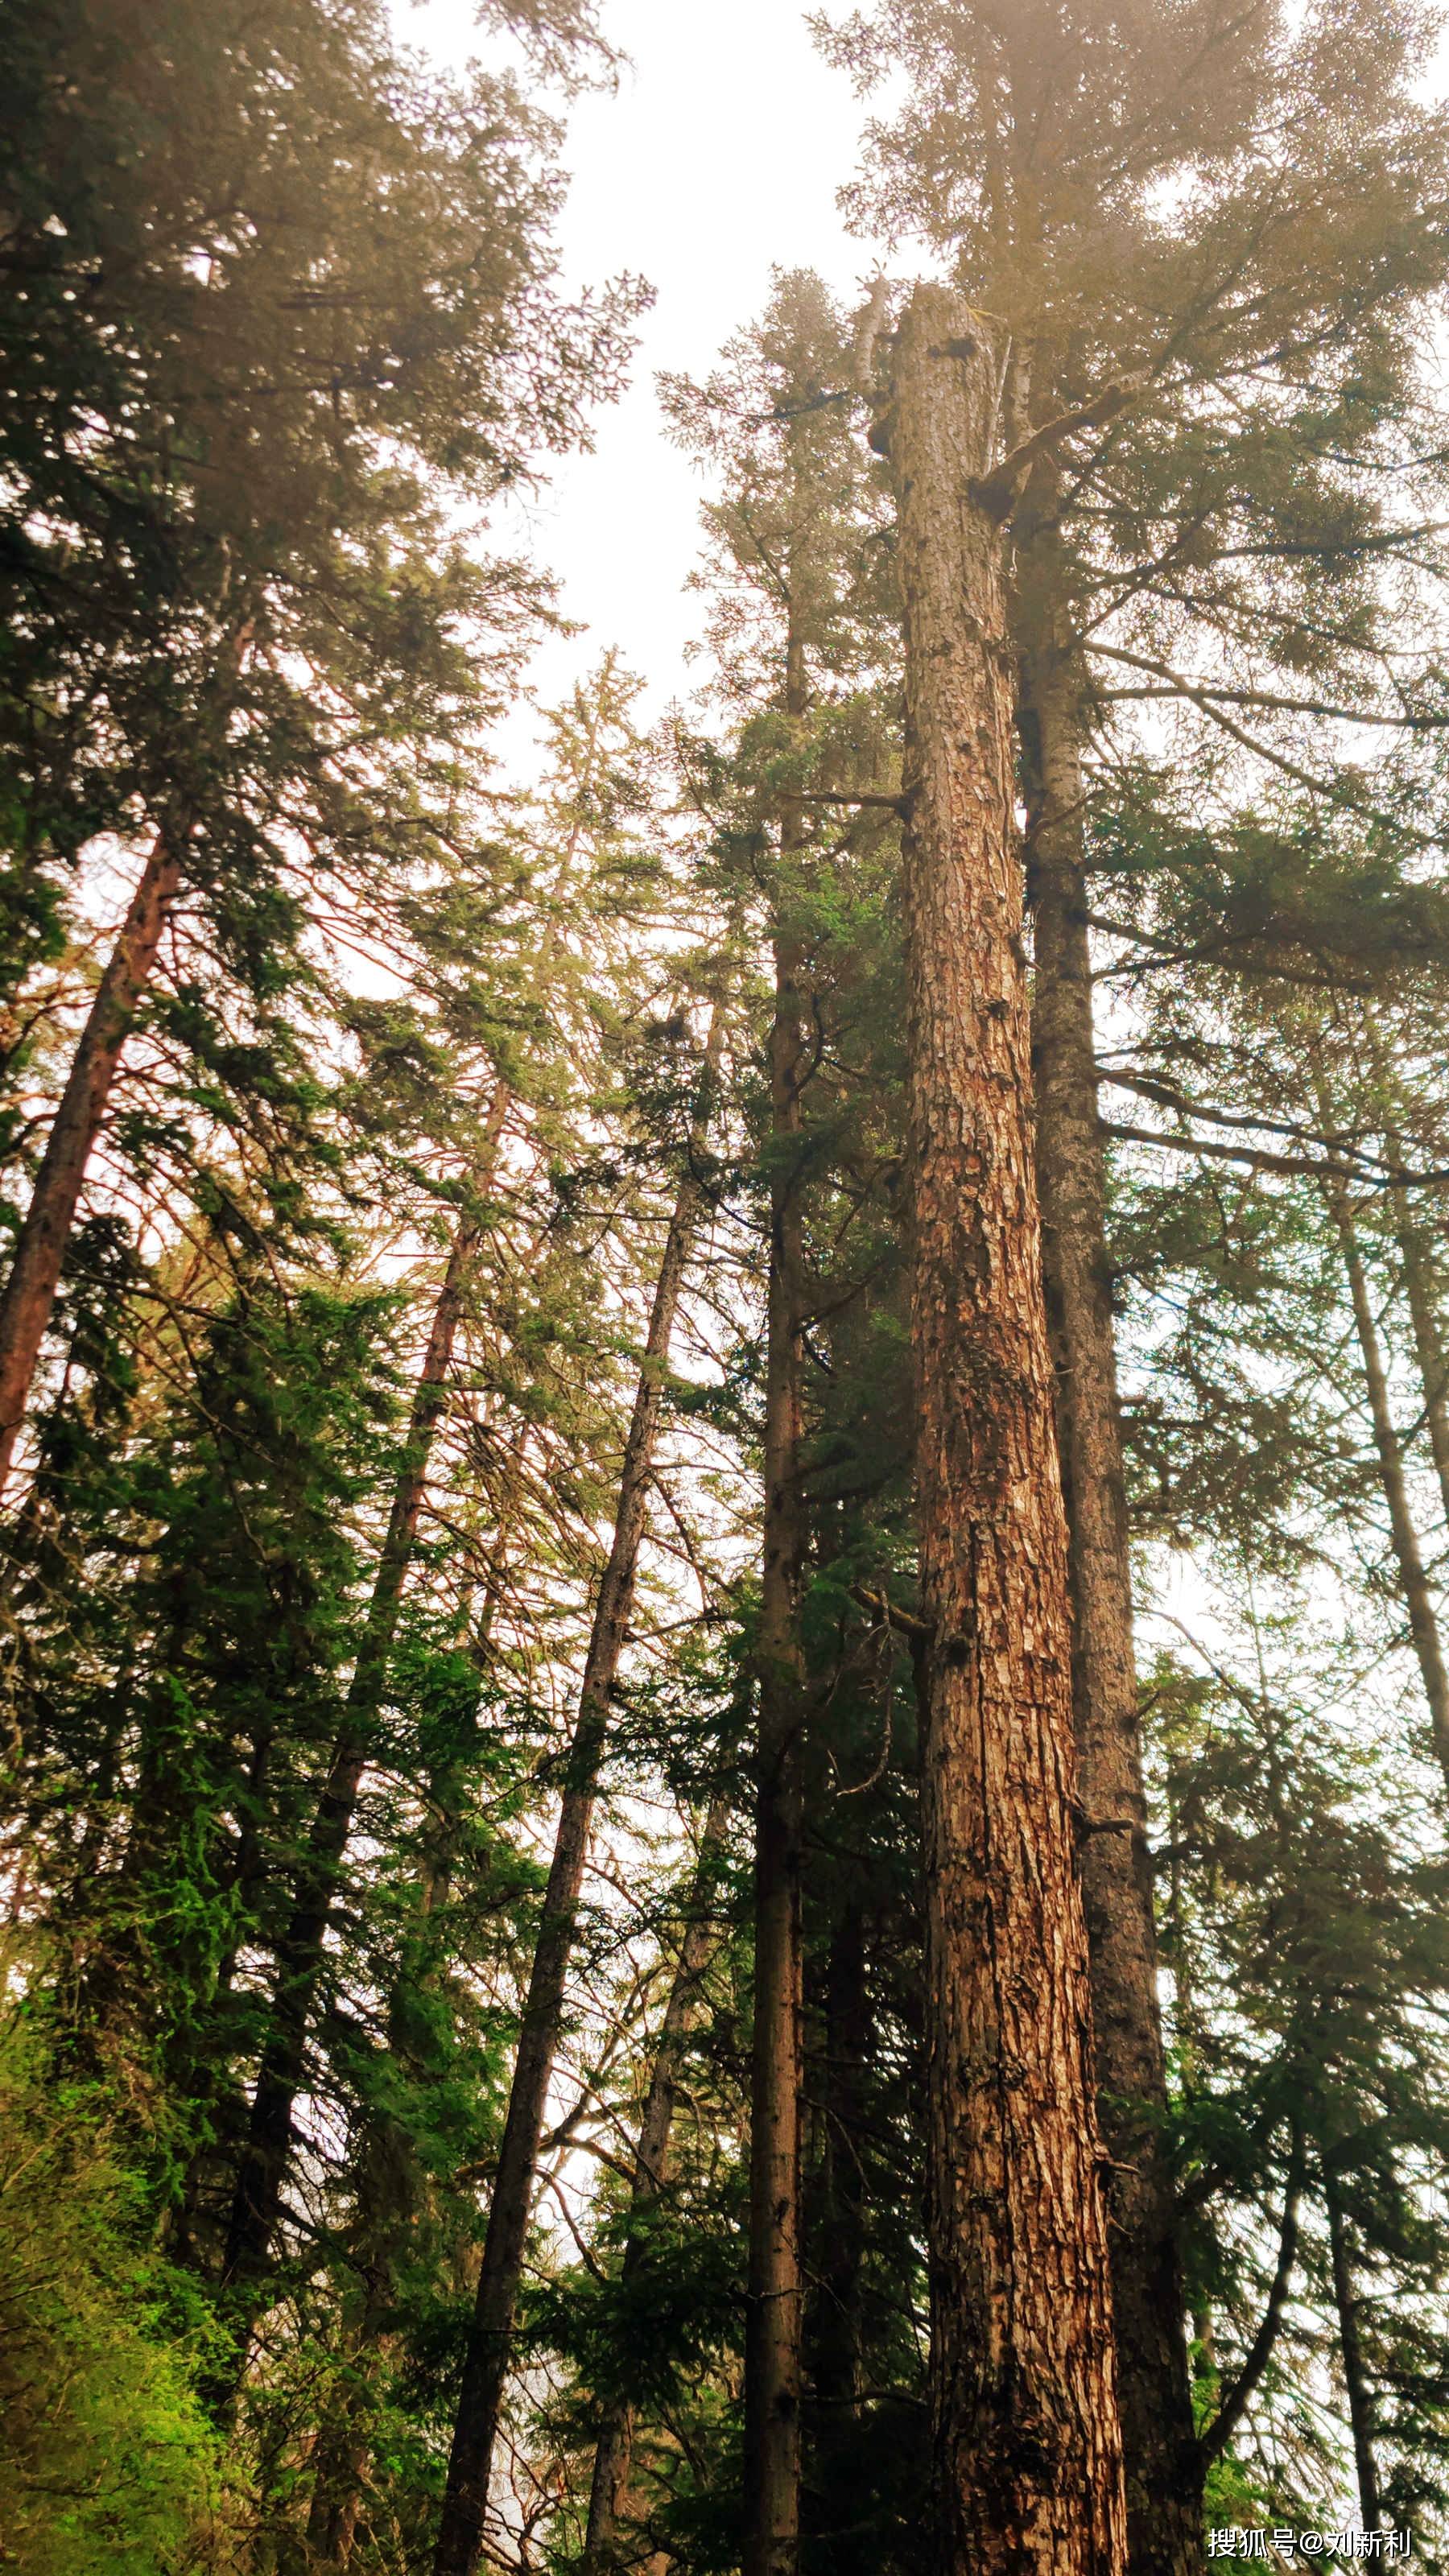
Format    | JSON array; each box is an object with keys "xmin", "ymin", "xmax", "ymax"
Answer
[{"xmin": 1200, "ymin": 2124, "xmax": 1306, "ymax": 2465}]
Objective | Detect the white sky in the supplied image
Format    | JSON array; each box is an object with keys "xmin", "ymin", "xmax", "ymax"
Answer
[{"xmin": 403, "ymin": 0, "xmax": 889, "ymax": 735}]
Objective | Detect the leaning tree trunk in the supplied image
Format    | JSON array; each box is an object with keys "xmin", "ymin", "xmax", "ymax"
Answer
[
  {"xmin": 581, "ymin": 1793, "xmax": 731, "ymax": 2575},
  {"xmin": 217, "ymin": 1087, "xmax": 511, "ymax": 2314},
  {"xmin": 1019, "ymin": 596, "xmax": 1202, "ymax": 2576},
  {"xmin": 432, "ymin": 1093, "xmax": 714, "ymax": 2576},
  {"xmin": 744, "ymin": 626, "xmax": 810, "ymax": 2576},
  {"xmin": 1323, "ymin": 1171, "xmax": 1449, "ymax": 1792},
  {"xmin": 886, "ymin": 283, "xmax": 1127, "ymax": 2576},
  {"xmin": 1325, "ymin": 2170, "xmax": 1382, "ymax": 2534},
  {"xmin": 0, "ymin": 827, "xmax": 188, "ymax": 1496}
]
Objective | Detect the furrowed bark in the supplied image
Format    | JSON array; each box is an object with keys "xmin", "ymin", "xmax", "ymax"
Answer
[
  {"xmin": 217, "ymin": 1086, "xmax": 511, "ymax": 2309},
  {"xmin": 581, "ymin": 1794, "xmax": 731, "ymax": 2575},
  {"xmin": 432, "ymin": 1094, "xmax": 712, "ymax": 2576},
  {"xmin": 0, "ymin": 828, "xmax": 186, "ymax": 1497},
  {"xmin": 1323, "ymin": 1171, "xmax": 1449, "ymax": 1792},
  {"xmin": 887, "ymin": 283, "xmax": 1127, "ymax": 2576},
  {"xmin": 1019, "ymin": 605, "xmax": 1202, "ymax": 2576},
  {"xmin": 1326, "ymin": 2170, "xmax": 1382, "ymax": 2533}
]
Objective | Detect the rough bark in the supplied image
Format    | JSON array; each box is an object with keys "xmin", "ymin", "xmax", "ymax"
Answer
[
  {"xmin": 1326, "ymin": 2172, "xmax": 1382, "ymax": 2533},
  {"xmin": 886, "ymin": 283, "xmax": 1128, "ymax": 2576},
  {"xmin": 0, "ymin": 828, "xmax": 186, "ymax": 1496},
  {"xmin": 580, "ymin": 1794, "xmax": 731, "ymax": 2576},
  {"xmin": 1324, "ymin": 1174, "xmax": 1449, "ymax": 1792},
  {"xmin": 432, "ymin": 1118, "xmax": 712, "ymax": 2576},
  {"xmin": 1019, "ymin": 611, "xmax": 1202, "ymax": 2576},
  {"xmin": 218, "ymin": 1088, "xmax": 510, "ymax": 2306},
  {"xmin": 744, "ymin": 628, "xmax": 809, "ymax": 2576}
]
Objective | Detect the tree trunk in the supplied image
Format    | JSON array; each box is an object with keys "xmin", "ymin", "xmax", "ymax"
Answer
[
  {"xmin": 432, "ymin": 1109, "xmax": 712, "ymax": 2576},
  {"xmin": 744, "ymin": 628, "xmax": 809, "ymax": 2576},
  {"xmin": 1323, "ymin": 1174, "xmax": 1449, "ymax": 1790},
  {"xmin": 808, "ymin": 1896, "xmax": 868, "ymax": 2419},
  {"xmin": 1325, "ymin": 2171, "xmax": 1381, "ymax": 2533},
  {"xmin": 0, "ymin": 828, "xmax": 186, "ymax": 1496},
  {"xmin": 300, "ymin": 1554, "xmax": 530, "ymax": 2571},
  {"xmin": 1395, "ymin": 1216, "xmax": 1449, "ymax": 1538},
  {"xmin": 1354, "ymin": 1009, "xmax": 1449, "ymax": 1542},
  {"xmin": 1020, "ymin": 616, "xmax": 1202, "ymax": 2576},
  {"xmin": 218, "ymin": 1088, "xmax": 510, "ymax": 2309},
  {"xmin": 886, "ymin": 283, "xmax": 1128, "ymax": 2576},
  {"xmin": 581, "ymin": 1794, "xmax": 731, "ymax": 2576}
]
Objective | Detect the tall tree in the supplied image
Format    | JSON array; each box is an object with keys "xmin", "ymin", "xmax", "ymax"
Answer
[
  {"xmin": 433, "ymin": 1026, "xmax": 720, "ymax": 2576},
  {"xmin": 745, "ymin": 617, "xmax": 809, "ymax": 2576},
  {"xmin": 0, "ymin": 0, "xmax": 638, "ymax": 1493},
  {"xmin": 881, "ymin": 280, "xmax": 1127, "ymax": 2576},
  {"xmin": 580, "ymin": 1793, "xmax": 733, "ymax": 2576}
]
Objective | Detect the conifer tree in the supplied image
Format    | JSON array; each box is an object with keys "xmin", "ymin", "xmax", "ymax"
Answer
[
  {"xmin": 881, "ymin": 281, "xmax": 1127, "ymax": 2576},
  {"xmin": 0, "ymin": 0, "xmax": 640, "ymax": 1492}
]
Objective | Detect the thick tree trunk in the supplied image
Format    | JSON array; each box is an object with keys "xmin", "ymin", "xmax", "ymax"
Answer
[
  {"xmin": 1326, "ymin": 2172, "xmax": 1381, "ymax": 2533},
  {"xmin": 886, "ymin": 283, "xmax": 1127, "ymax": 2576},
  {"xmin": 432, "ymin": 1123, "xmax": 711, "ymax": 2576},
  {"xmin": 581, "ymin": 1794, "xmax": 731, "ymax": 2575},
  {"xmin": 0, "ymin": 828, "xmax": 186, "ymax": 1496},
  {"xmin": 218, "ymin": 1088, "xmax": 510, "ymax": 2306},
  {"xmin": 1020, "ymin": 627, "xmax": 1202, "ymax": 2576},
  {"xmin": 744, "ymin": 631, "xmax": 809, "ymax": 2576},
  {"xmin": 1324, "ymin": 1175, "xmax": 1449, "ymax": 1790}
]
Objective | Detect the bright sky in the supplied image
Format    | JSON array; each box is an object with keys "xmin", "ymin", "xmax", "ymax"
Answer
[{"xmin": 404, "ymin": 0, "xmax": 888, "ymax": 729}]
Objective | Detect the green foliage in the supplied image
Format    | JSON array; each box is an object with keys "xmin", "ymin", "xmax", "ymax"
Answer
[{"xmin": 0, "ymin": 2012, "xmax": 233, "ymax": 2574}]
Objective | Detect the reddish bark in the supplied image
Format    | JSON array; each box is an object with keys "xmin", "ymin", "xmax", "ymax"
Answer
[
  {"xmin": 887, "ymin": 283, "xmax": 1128, "ymax": 2576},
  {"xmin": 0, "ymin": 829, "xmax": 185, "ymax": 1495},
  {"xmin": 1020, "ymin": 599, "xmax": 1203, "ymax": 2574}
]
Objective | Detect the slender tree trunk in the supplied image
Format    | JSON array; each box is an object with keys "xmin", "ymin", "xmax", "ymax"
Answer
[
  {"xmin": 1354, "ymin": 1010, "xmax": 1449, "ymax": 1540},
  {"xmin": 1323, "ymin": 1174, "xmax": 1449, "ymax": 1790},
  {"xmin": 0, "ymin": 828, "xmax": 187, "ymax": 1496},
  {"xmin": 217, "ymin": 1088, "xmax": 510, "ymax": 2307},
  {"xmin": 581, "ymin": 1793, "xmax": 731, "ymax": 2576},
  {"xmin": 744, "ymin": 630, "xmax": 809, "ymax": 2576},
  {"xmin": 1394, "ymin": 1216, "xmax": 1449, "ymax": 1538},
  {"xmin": 1019, "ymin": 610, "xmax": 1202, "ymax": 2576},
  {"xmin": 809, "ymin": 1896, "xmax": 868, "ymax": 2417},
  {"xmin": 301, "ymin": 1563, "xmax": 529, "ymax": 2572},
  {"xmin": 432, "ymin": 1108, "xmax": 713, "ymax": 2576},
  {"xmin": 886, "ymin": 283, "xmax": 1127, "ymax": 2576},
  {"xmin": 1325, "ymin": 2173, "xmax": 1381, "ymax": 2533}
]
